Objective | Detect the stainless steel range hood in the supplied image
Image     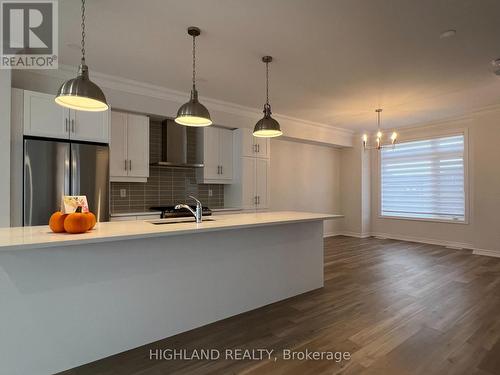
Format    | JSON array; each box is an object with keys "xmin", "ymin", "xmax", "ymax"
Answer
[{"xmin": 151, "ymin": 119, "xmax": 204, "ymax": 168}]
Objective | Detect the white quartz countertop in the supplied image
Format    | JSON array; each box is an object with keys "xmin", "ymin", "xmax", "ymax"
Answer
[{"xmin": 0, "ymin": 211, "xmax": 342, "ymax": 251}]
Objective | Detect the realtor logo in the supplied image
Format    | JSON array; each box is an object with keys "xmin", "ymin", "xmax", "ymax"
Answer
[{"xmin": 1, "ymin": 0, "xmax": 58, "ymax": 69}]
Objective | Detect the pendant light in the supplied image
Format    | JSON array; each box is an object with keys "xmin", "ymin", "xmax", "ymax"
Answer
[
  {"xmin": 253, "ymin": 56, "xmax": 282, "ymax": 138},
  {"xmin": 55, "ymin": 0, "xmax": 108, "ymax": 112},
  {"xmin": 362, "ymin": 109, "xmax": 397, "ymax": 150},
  {"xmin": 175, "ymin": 27, "xmax": 212, "ymax": 127}
]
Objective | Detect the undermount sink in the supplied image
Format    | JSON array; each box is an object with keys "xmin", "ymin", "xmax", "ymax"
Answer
[{"xmin": 148, "ymin": 218, "xmax": 216, "ymax": 225}]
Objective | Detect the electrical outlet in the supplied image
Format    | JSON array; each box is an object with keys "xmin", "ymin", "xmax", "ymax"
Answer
[
  {"xmin": 208, "ymin": 188, "xmax": 213, "ymax": 197},
  {"xmin": 120, "ymin": 189, "xmax": 127, "ymax": 198}
]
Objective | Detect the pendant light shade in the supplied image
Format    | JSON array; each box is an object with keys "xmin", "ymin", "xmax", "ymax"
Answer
[
  {"xmin": 55, "ymin": 0, "xmax": 108, "ymax": 112},
  {"xmin": 253, "ymin": 104, "xmax": 282, "ymax": 138},
  {"xmin": 175, "ymin": 88, "xmax": 212, "ymax": 126},
  {"xmin": 253, "ymin": 56, "xmax": 282, "ymax": 138},
  {"xmin": 55, "ymin": 64, "xmax": 108, "ymax": 111},
  {"xmin": 175, "ymin": 27, "xmax": 212, "ymax": 127}
]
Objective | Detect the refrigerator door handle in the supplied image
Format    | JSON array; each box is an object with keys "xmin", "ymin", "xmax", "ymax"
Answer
[
  {"xmin": 71, "ymin": 144, "xmax": 80, "ymax": 195},
  {"xmin": 64, "ymin": 145, "xmax": 70, "ymax": 196},
  {"xmin": 24, "ymin": 155, "xmax": 34, "ymax": 225}
]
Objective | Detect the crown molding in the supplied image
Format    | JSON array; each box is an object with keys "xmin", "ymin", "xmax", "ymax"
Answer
[{"xmin": 32, "ymin": 65, "xmax": 354, "ymax": 136}]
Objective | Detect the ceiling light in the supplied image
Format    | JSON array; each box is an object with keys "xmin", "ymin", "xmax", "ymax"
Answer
[
  {"xmin": 439, "ymin": 29, "xmax": 457, "ymax": 39},
  {"xmin": 491, "ymin": 59, "xmax": 500, "ymax": 76},
  {"xmin": 253, "ymin": 56, "xmax": 282, "ymax": 138},
  {"xmin": 362, "ymin": 109, "xmax": 397, "ymax": 151},
  {"xmin": 175, "ymin": 27, "xmax": 212, "ymax": 127},
  {"xmin": 55, "ymin": 0, "xmax": 108, "ymax": 112}
]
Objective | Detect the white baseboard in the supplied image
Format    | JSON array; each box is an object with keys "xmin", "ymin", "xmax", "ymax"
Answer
[
  {"xmin": 370, "ymin": 232, "xmax": 472, "ymax": 250},
  {"xmin": 323, "ymin": 232, "xmax": 340, "ymax": 238},
  {"xmin": 325, "ymin": 231, "xmax": 371, "ymax": 239},
  {"xmin": 331, "ymin": 231, "xmax": 472, "ymax": 250},
  {"xmin": 472, "ymin": 248, "xmax": 500, "ymax": 258},
  {"xmin": 327, "ymin": 231, "xmax": 500, "ymax": 259}
]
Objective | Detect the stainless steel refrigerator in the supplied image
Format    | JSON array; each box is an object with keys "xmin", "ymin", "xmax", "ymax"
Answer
[{"xmin": 23, "ymin": 137, "xmax": 109, "ymax": 226}]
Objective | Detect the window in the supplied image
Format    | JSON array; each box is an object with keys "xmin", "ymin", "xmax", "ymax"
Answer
[{"xmin": 380, "ymin": 134, "xmax": 466, "ymax": 222}]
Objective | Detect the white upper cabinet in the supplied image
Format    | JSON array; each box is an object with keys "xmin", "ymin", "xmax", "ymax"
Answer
[
  {"xmin": 197, "ymin": 126, "xmax": 233, "ymax": 184},
  {"xmin": 219, "ymin": 128, "xmax": 233, "ymax": 180},
  {"xmin": 109, "ymin": 111, "xmax": 128, "ymax": 178},
  {"xmin": 126, "ymin": 113, "xmax": 149, "ymax": 179},
  {"xmin": 23, "ymin": 90, "xmax": 110, "ymax": 143},
  {"xmin": 70, "ymin": 109, "xmax": 110, "ymax": 143},
  {"xmin": 110, "ymin": 111, "xmax": 149, "ymax": 182},
  {"xmin": 202, "ymin": 126, "xmax": 220, "ymax": 180},
  {"xmin": 255, "ymin": 136, "xmax": 269, "ymax": 158},
  {"xmin": 239, "ymin": 128, "xmax": 270, "ymax": 158},
  {"xmin": 23, "ymin": 90, "xmax": 69, "ymax": 139}
]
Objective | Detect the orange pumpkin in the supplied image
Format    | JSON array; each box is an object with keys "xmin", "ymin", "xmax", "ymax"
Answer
[
  {"xmin": 64, "ymin": 206, "xmax": 89, "ymax": 234},
  {"xmin": 49, "ymin": 211, "xmax": 68, "ymax": 233},
  {"xmin": 85, "ymin": 211, "xmax": 97, "ymax": 230}
]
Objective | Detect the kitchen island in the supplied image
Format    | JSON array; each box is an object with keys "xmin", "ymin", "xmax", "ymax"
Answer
[{"xmin": 0, "ymin": 211, "xmax": 340, "ymax": 375}]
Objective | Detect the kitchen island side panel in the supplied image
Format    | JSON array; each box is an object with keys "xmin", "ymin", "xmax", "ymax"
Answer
[{"xmin": 0, "ymin": 220, "xmax": 323, "ymax": 375}]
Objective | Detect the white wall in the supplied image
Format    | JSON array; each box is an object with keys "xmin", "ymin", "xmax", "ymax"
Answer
[
  {"xmin": 338, "ymin": 140, "xmax": 371, "ymax": 237},
  {"xmin": 339, "ymin": 144, "xmax": 362, "ymax": 235},
  {"xmin": 0, "ymin": 71, "xmax": 11, "ymax": 227},
  {"xmin": 270, "ymin": 139, "xmax": 342, "ymax": 236}
]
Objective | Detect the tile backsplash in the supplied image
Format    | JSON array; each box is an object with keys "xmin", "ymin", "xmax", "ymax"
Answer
[{"xmin": 110, "ymin": 120, "xmax": 224, "ymax": 213}]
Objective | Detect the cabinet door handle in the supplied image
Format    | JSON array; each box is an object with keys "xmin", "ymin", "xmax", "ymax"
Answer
[
  {"xmin": 124, "ymin": 159, "xmax": 128, "ymax": 171},
  {"xmin": 253, "ymin": 144, "xmax": 257, "ymax": 153},
  {"xmin": 129, "ymin": 160, "xmax": 132, "ymax": 171},
  {"xmin": 257, "ymin": 144, "xmax": 260, "ymax": 153},
  {"xmin": 71, "ymin": 119, "xmax": 75, "ymax": 133},
  {"xmin": 257, "ymin": 195, "xmax": 260, "ymax": 205},
  {"xmin": 220, "ymin": 165, "xmax": 223, "ymax": 175},
  {"xmin": 65, "ymin": 118, "xmax": 69, "ymax": 133}
]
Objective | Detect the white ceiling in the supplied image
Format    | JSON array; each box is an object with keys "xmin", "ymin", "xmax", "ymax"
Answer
[{"xmin": 58, "ymin": 0, "xmax": 500, "ymax": 131}]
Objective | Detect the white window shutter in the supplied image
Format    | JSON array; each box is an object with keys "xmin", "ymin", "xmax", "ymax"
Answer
[{"xmin": 380, "ymin": 134, "xmax": 465, "ymax": 221}]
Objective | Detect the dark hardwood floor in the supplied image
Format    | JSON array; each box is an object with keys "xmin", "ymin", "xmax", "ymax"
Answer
[{"xmin": 59, "ymin": 236, "xmax": 500, "ymax": 375}]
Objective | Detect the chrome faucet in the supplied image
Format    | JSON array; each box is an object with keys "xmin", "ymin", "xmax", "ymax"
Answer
[{"xmin": 175, "ymin": 195, "xmax": 203, "ymax": 223}]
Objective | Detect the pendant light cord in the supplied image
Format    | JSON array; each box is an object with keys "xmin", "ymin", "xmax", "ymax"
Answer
[
  {"xmin": 192, "ymin": 34, "xmax": 196, "ymax": 90},
  {"xmin": 80, "ymin": 0, "xmax": 86, "ymax": 64},
  {"xmin": 377, "ymin": 110, "xmax": 380, "ymax": 132},
  {"xmin": 265, "ymin": 60, "xmax": 269, "ymax": 105}
]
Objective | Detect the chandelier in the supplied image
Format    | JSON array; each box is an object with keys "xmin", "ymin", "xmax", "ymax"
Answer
[{"xmin": 362, "ymin": 109, "xmax": 397, "ymax": 150}]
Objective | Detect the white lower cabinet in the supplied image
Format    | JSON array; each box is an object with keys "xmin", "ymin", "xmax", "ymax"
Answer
[
  {"xmin": 110, "ymin": 111, "xmax": 149, "ymax": 182},
  {"xmin": 226, "ymin": 156, "xmax": 269, "ymax": 209},
  {"xmin": 255, "ymin": 158, "xmax": 268, "ymax": 207}
]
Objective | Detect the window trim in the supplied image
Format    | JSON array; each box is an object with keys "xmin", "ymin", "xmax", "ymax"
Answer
[{"xmin": 378, "ymin": 129, "xmax": 470, "ymax": 225}]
